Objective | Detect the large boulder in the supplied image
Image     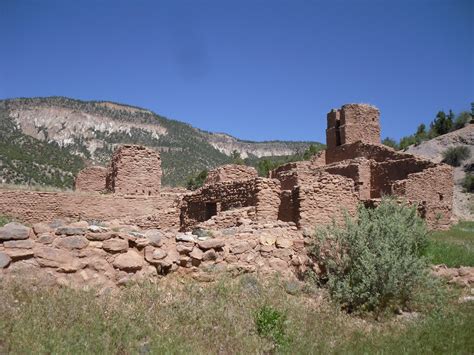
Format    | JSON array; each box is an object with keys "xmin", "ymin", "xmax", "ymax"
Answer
[
  {"xmin": 0, "ymin": 223, "xmax": 31, "ymax": 241},
  {"xmin": 34, "ymin": 246, "xmax": 85, "ymax": 272}
]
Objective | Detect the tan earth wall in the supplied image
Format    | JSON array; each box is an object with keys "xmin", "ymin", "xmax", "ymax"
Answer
[
  {"xmin": 255, "ymin": 178, "xmax": 281, "ymax": 222},
  {"xmin": 74, "ymin": 166, "xmax": 108, "ymax": 192},
  {"xmin": 295, "ymin": 172, "xmax": 359, "ymax": 229},
  {"xmin": 0, "ymin": 190, "xmax": 178, "ymax": 228},
  {"xmin": 326, "ymin": 141, "xmax": 411, "ymax": 165},
  {"xmin": 326, "ymin": 104, "xmax": 380, "ymax": 151},
  {"xmin": 370, "ymin": 158, "xmax": 436, "ymax": 198},
  {"xmin": 107, "ymin": 145, "xmax": 161, "ymax": 196},
  {"xmin": 392, "ymin": 164, "xmax": 454, "ymax": 229},
  {"xmin": 322, "ymin": 158, "xmax": 372, "ymax": 200},
  {"xmin": 205, "ymin": 164, "xmax": 258, "ymax": 185},
  {"xmin": 339, "ymin": 104, "xmax": 380, "ymax": 146}
]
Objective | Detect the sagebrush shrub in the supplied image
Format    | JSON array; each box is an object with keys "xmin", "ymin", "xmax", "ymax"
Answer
[
  {"xmin": 312, "ymin": 198, "xmax": 429, "ymax": 314},
  {"xmin": 442, "ymin": 146, "xmax": 471, "ymax": 167},
  {"xmin": 462, "ymin": 174, "xmax": 474, "ymax": 193}
]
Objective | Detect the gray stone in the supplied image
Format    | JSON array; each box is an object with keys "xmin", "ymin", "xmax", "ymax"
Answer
[
  {"xmin": 0, "ymin": 252, "xmax": 12, "ymax": 268},
  {"xmin": 88, "ymin": 225, "xmax": 109, "ymax": 233},
  {"xmin": 37, "ymin": 234, "xmax": 56, "ymax": 244},
  {"xmin": 189, "ymin": 248, "xmax": 204, "ymax": 260},
  {"xmin": 0, "ymin": 223, "xmax": 30, "ymax": 241},
  {"xmin": 54, "ymin": 236, "xmax": 89, "ymax": 250},
  {"xmin": 113, "ymin": 250, "xmax": 143, "ymax": 271},
  {"xmin": 55, "ymin": 227, "xmax": 87, "ymax": 236},
  {"xmin": 5, "ymin": 248, "xmax": 34, "ymax": 259},
  {"xmin": 197, "ymin": 239, "xmax": 225, "ymax": 250},
  {"xmin": 176, "ymin": 233, "xmax": 195, "ymax": 243},
  {"xmin": 202, "ymin": 249, "xmax": 217, "ymax": 261},
  {"xmin": 34, "ymin": 246, "xmax": 84, "ymax": 272},
  {"xmin": 176, "ymin": 242, "xmax": 194, "ymax": 254},
  {"xmin": 102, "ymin": 238, "xmax": 129, "ymax": 253},
  {"xmin": 33, "ymin": 222, "xmax": 52, "ymax": 235},
  {"xmin": 231, "ymin": 241, "xmax": 251, "ymax": 255},
  {"xmin": 4, "ymin": 240, "xmax": 35, "ymax": 249},
  {"xmin": 145, "ymin": 229, "xmax": 163, "ymax": 247},
  {"xmin": 86, "ymin": 232, "xmax": 112, "ymax": 241}
]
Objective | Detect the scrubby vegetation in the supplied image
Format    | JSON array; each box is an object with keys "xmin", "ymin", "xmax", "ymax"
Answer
[
  {"xmin": 311, "ymin": 199, "xmax": 429, "ymax": 315},
  {"xmin": 0, "ymin": 273, "xmax": 472, "ymax": 354},
  {"xmin": 186, "ymin": 169, "xmax": 208, "ymax": 190},
  {"xmin": 462, "ymin": 174, "xmax": 474, "ymax": 193},
  {"xmin": 0, "ymin": 215, "xmax": 10, "ymax": 227},
  {"xmin": 0, "ymin": 103, "xmax": 85, "ymax": 188},
  {"xmin": 382, "ymin": 107, "xmax": 472, "ymax": 150},
  {"xmin": 442, "ymin": 146, "xmax": 471, "ymax": 167}
]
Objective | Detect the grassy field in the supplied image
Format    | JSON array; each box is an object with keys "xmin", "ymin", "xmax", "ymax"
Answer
[
  {"xmin": 0, "ymin": 222, "xmax": 473, "ymax": 354},
  {"xmin": 425, "ymin": 221, "xmax": 474, "ymax": 267},
  {"xmin": 0, "ymin": 275, "xmax": 472, "ymax": 354}
]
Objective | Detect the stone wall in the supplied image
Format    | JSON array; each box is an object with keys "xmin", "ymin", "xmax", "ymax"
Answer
[
  {"xmin": 74, "ymin": 166, "xmax": 108, "ymax": 193},
  {"xmin": 0, "ymin": 190, "xmax": 179, "ymax": 229},
  {"xmin": 180, "ymin": 178, "xmax": 280, "ymax": 231},
  {"xmin": 295, "ymin": 172, "xmax": 359, "ymax": 229},
  {"xmin": 326, "ymin": 104, "xmax": 380, "ymax": 151},
  {"xmin": 107, "ymin": 145, "xmax": 161, "ymax": 195},
  {"xmin": 205, "ymin": 164, "xmax": 258, "ymax": 185},
  {"xmin": 326, "ymin": 141, "xmax": 411, "ymax": 165},
  {"xmin": 0, "ymin": 220, "xmax": 308, "ymax": 289},
  {"xmin": 392, "ymin": 164, "xmax": 454, "ymax": 229},
  {"xmin": 370, "ymin": 158, "xmax": 436, "ymax": 198},
  {"xmin": 322, "ymin": 158, "xmax": 372, "ymax": 200}
]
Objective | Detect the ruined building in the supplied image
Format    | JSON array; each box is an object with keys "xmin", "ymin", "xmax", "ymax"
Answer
[
  {"xmin": 182, "ymin": 103, "xmax": 453, "ymax": 230},
  {"xmin": 0, "ymin": 104, "xmax": 454, "ymax": 230}
]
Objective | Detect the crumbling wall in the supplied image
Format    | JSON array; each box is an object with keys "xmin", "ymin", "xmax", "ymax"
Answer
[
  {"xmin": 326, "ymin": 141, "xmax": 411, "ymax": 165},
  {"xmin": 370, "ymin": 158, "xmax": 435, "ymax": 198},
  {"xmin": 0, "ymin": 190, "xmax": 179, "ymax": 229},
  {"xmin": 205, "ymin": 164, "xmax": 258, "ymax": 185},
  {"xmin": 310, "ymin": 150, "xmax": 326, "ymax": 167},
  {"xmin": 180, "ymin": 178, "xmax": 280, "ymax": 231},
  {"xmin": 326, "ymin": 104, "xmax": 380, "ymax": 152},
  {"xmin": 270, "ymin": 161, "xmax": 312, "ymax": 191},
  {"xmin": 107, "ymin": 145, "xmax": 161, "ymax": 195},
  {"xmin": 295, "ymin": 172, "xmax": 359, "ymax": 229},
  {"xmin": 392, "ymin": 164, "xmax": 453, "ymax": 229},
  {"xmin": 322, "ymin": 158, "xmax": 372, "ymax": 200},
  {"xmin": 0, "ymin": 220, "xmax": 308, "ymax": 289},
  {"xmin": 255, "ymin": 178, "xmax": 281, "ymax": 222},
  {"xmin": 180, "ymin": 179, "xmax": 258, "ymax": 231},
  {"xmin": 74, "ymin": 166, "xmax": 107, "ymax": 193}
]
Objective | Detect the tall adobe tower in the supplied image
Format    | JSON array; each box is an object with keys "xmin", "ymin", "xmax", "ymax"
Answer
[{"xmin": 326, "ymin": 104, "xmax": 380, "ymax": 150}]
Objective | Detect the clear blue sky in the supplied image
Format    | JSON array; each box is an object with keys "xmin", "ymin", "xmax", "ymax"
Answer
[{"xmin": 1, "ymin": 0, "xmax": 472, "ymax": 143}]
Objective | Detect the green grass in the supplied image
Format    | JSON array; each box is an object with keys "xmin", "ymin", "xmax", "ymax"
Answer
[
  {"xmin": 425, "ymin": 221, "xmax": 474, "ymax": 267},
  {"xmin": 0, "ymin": 215, "xmax": 10, "ymax": 227},
  {"xmin": 0, "ymin": 275, "xmax": 472, "ymax": 354}
]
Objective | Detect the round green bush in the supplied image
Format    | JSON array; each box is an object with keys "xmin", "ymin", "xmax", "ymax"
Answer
[{"xmin": 312, "ymin": 198, "xmax": 429, "ymax": 314}]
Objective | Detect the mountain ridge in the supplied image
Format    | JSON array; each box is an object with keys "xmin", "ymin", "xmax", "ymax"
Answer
[{"xmin": 0, "ymin": 96, "xmax": 323, "ymax": 187}]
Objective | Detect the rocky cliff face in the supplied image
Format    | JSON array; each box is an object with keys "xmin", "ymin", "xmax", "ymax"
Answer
[
  {"xmin": 0, "ymin": 97, "xmax": 321, "ymax": 186},
  {"xmin": 406, "ymin": 124, "xmax": 474, "ymax": 220}
]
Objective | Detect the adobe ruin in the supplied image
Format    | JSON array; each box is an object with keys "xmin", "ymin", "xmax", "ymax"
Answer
[{"xmin": 0, "ymin": 103, "xmax": 455, "ymax": 287}]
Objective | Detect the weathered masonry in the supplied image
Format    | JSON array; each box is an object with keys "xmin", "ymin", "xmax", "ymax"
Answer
[{"xmin": 0, "ymin": 104, "xmax": 454, "ymax": 230}]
